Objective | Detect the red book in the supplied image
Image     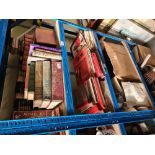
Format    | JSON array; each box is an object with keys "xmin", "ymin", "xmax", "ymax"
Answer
[
  {"xmin": 12, "ymin": 110, "xmax": 54, "ymax": 119},
  {"xmin": 74, "ymin": 47, "xmax": 91, "ymax": 84},
  {"xmin": 91, "ymin": 52, "xmax": 104, "ymax": 79},
  {"xmin": 47, "ymin": 61, "xmax": 64, "ymax": 109}
]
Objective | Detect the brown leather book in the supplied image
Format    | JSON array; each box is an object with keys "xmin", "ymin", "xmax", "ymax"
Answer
[
  {"xmin": 34, "ymin": 61, "xmax": 43, "ymax": 108},
  {"xmin": 35, "ymin": 28, "xmax": 58, "ymax": 47},
  {"xmin": 12, "ymin": 109, "xmax": 54, "ymax": 119},
  {"xmin": 47, "ymin": 61, "xmax": 64, "ymax": 109}
]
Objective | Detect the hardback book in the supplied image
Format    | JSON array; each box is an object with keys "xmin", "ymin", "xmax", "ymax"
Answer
[
  {"xmin": 29, "ymin": 44, "xmax": 61, "ymax": 56},
  {"xmin": 32, "ymin": 49, "xmax": 62, "ymax": 60},
  {"xmin": 73, "ymin": 47, "xmax": 93, "ymax": 84},
  {"xmin": 41, "ymin": 61, "xmax": 51, "ymax": 108},
  {"xmin": 12, "ymin": 109, "xmax": 54, "ymax": 119},
  {"xmin": 35, "ymin": 27, "xmax": 59, "ymax": 47},
  {"xmin": 34, "ymin": 61, "xmax": 43, "ymax": 108},
  {"xmin": 84, "ymin": 78, "xmax": 97, "ymax": 103},
  {"xmin": 91, "ymin": 52, "xmax": 104, "ymax": 79},
  {"xmin": 22, "ymin": 34, "xmax": 34, "ymax": 71},
  {"xmin": 28, "ymin": 62, "xmax": 35, "ymax": 100},
  {"xmin": 24, "ymin": 65, "xmax": 30, "ymax": 99},
  {"xmin": 47, "ymin": 61, "xmax": 64, "ymax": 109},
  {"xmin": 14, "ymin": 99, "xmax": 33, "ymax": 111},
  {"xmin": 100, "ymin": 80, "xmax": 114, "ymax": 112},
  {"xmin": 27, "ymin": 56, "xmax": 47, "ymax": 64},
  {"xmin": 92, "ymin": 77, "xmax": 105, "ymax": 111}
]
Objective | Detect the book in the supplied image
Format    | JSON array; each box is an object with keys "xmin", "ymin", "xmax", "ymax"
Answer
[
  {"xmin": 41, "ymin": 61, "xmax": 51, "ymax": 108},
  {"xmin": 35, "ymin": 27, "xmax": 59, "ymax": 47},
  {"xmin": 34, "ymin": 61, "xmax": 43, "ymax": 108},
  {"xmin": 73, "ymin": 47, "xmax": 92, "ymax": 84},
  {"xmin": 14, "ymin": 99, "xmax": 33, "ymax": 111},
  {"xmin": 91, "ymin": 52, "xmax": 104, "ymax": 79},
  {"xmin": 28, "ymin": 62, "xmax": 35, "ymax": 100},
  {"xmin": 92, "ymin": 77, "xmax": 105, "ymax": 110},
  {"xmin": 24, "ymin": 65, "xmax": 30, "ymax": 99},
  {"xmin": 32, "ymin": 49, "xmax": 62, "ymax": 60},
  {"xmin": 47, "ymin": 61, "xmax": 64, "ymax": 109},
  {"xmin": 12, "ymin": 109, "xmax": 54, "ymax": 119}
]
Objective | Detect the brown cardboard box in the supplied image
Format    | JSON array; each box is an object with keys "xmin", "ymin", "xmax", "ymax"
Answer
[{"xmin": 103, "ymin": 41, "xmax": 140, "ymax": 81}]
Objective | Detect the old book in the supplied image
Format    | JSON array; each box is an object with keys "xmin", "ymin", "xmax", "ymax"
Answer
[
  {"xmin": 29, "ymin": 44, "xmax": 61, "ymax": 56},
  {"xmin": 24, "ymin": 65, "xmax": 30, "ymax": 99},
  {"xmin": 34, "ymin": 61, "xmax": 43, "ymax": 108},
  {"xmin": 14, "ymin": 99, "xmax": 33, "ymax": 111},
  {"xmin": 28, "ymin": 62, "xmax": 35, "ymax": 100},
  {"xmin": 47, "ymin": 61, "xmax": 64, "ymax": 109},
  {"xmin": 100, "ymin": 80, "xmax": 114, "ymax": 112},
  {"xmin": 73, "ymin": 47, "xmax": 93, "ymax": 84},
  {"xmin": 32, "ymin": 49, "xmax": 62, "ymax": 60},
  {"xmin": 27, "ymin": 56, "xmax": 47, "ymax": 65},
  {"xmin": 92, "ymin": 78, "xmax": 105, "ymax": 111},
  {"xmin": 12, "ymin": 109, "xmax": 54, "ymax": 119},
  {"xmin": 41, "ymin": 61, "xmax": 51, "ymax": 108},
  {"xmin": 91, "ymin": 52, "xmax": 104, "ymax": 79},
  {"xmin": 35, "ymin": 27, "xmax": 58, "ymax": 47}
]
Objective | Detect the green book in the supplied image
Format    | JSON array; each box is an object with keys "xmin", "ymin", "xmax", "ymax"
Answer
[
  {"xmin": 28, "ymin": 61, "xmax": 35, "ymax": 100},
  {"xmin": 41, "ymin": 60, "xmax": 51, "ymax": 108},
  {"xmin": 34, "ymin": 61, "xmax": 43, "ymax": 108}
]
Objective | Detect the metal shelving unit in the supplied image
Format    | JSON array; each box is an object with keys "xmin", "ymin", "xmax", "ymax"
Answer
[{"xmin": 0, "ymin": 19, "xmax": 155, "ymax": 135}]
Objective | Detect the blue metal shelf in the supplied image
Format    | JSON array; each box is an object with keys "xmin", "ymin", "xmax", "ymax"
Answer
[
  {"xmin": 0, "ymin": 20, "xmax": 8, "ymax": 65},
  {"xmin": 0, "ymin": 110, "xmax": 155, "ymax": 135},
  {"xmin": 0, "ymin": 19, "xmax": 155, "ymax": 135}
]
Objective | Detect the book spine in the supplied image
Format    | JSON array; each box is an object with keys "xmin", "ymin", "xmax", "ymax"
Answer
[
  {"xmin": 28, "ymin": 62, "xmax": 35, "ymax": 100},
  {"xmin": 91, "ymin": 52, "xmax": 104, "ymax": 79},
  {"xmin": 47, "ymin": 61, "xmax": 64, "ymax": 109},
  {"xmin": 24, "ymin": 65, "xmax": 30, "ymax": 99},
  {"xmin": 13, "ymin": 110, "xmax": 53, "ymax": 119},
  {"xmin": 34, "ymin": 61, "xmax": 43, "ymax": 108},
  {"xmin": 41, "ymin": 61, "xmax": 51, "ymax": 108},
  {"xmin": 32, "ymin": 50, "xmax": 62, "ymax": 60},
  {"xmin": 93, "ymin": 78, "xmax": 105, "ymax": 111}
]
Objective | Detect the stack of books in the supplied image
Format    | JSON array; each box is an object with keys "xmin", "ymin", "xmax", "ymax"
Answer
[
  {"xmin": 13, "ymin": 27, "xmax": 66, "ymax": 135},
  {"xmin": 71, "ymin": 31, "xmax": 120, "ymax": 135}
]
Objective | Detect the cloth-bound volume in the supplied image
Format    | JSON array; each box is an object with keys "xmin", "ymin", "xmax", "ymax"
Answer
[
  {"xmin": 73, "ymin": 47, "xmax": 93, "ymax": 84},
  {"xmin": 24, "ymin": 65, "xmax": 30, "ymax": 99},
  {"xmin": 12, "ymin": 110, "xmax": 54, "ymax": 119},
  {"xmin": 35, "ymin": 28, "xmax": 58, "ymax": 47},
  {"xmin": 34, "ymin": 61, "xmax": 43, "ymax": 108},
  {"xmin": 91, "ymin": 52, "xmax": 104, "ymax": 79},
  {"xmin": 41, "ymin": 61, "xmax": 51, "ymax": 108},
  {"xmin": 47, "ymin": 61, "xmax": 64, "ymax": 109},
  {"xmin": 28, "ymin": 62, "xmax": 35, "ymax": 100}
]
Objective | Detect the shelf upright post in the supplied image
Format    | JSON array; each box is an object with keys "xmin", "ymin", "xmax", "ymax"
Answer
[
  {"xmin": 93, "ymin": 32, "xmax": 127, "ymax": 135},
  {"xmin": 0, "ymin": 19, "xmax": 9, "ymax": 102},
  {"xmin": 57, "ymin": 20, "xmax": 76, "ymax": 135},
  {"xmin": 0, "ymin": 19, "xmax": 8, "ymax": 65}
]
